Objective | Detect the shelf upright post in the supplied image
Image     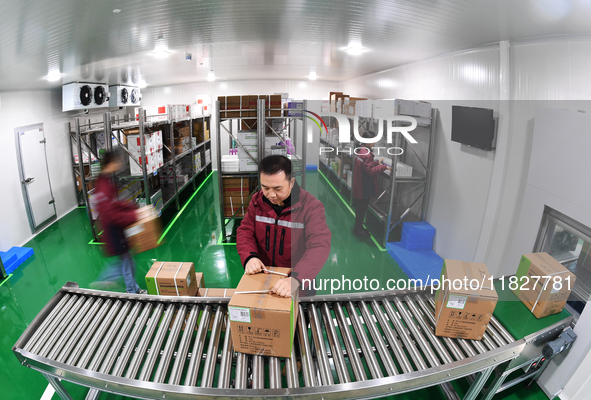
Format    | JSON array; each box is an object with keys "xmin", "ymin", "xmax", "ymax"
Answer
[
  {"xmin": 190, "ymin": 117, "xmax": 196, "ymax": 190},
  {"xmin": 421, "ymin": 108, "xmax": 437, "ymax": 221},
  {"xmin": 170, "ymin": 112, "xmax": 179, "ymax": 210},
  {"xmin": 76, "ymin": 118, "xmax": 98, "ymax": 241},
  {"xmin": 257, "ymin": 98, "xmax": 264, "ymax": 164},
  {"xmin": 103, "ymin": 112, "xmax": 112, "ymax": 152},
  {"xmin": 302, "ymin": 100, "xmax": 308, "ymax": 189},
  {"xmin": 216, "ymin": 101, "xmax": 225, "ymax": 231},
  {"xmin": 138, "ymin": 108, "xmax": 151, "ymax": 206},
  {"xmin": 385, "ymin": 118, "xmax": 401, "ymax": 245}
]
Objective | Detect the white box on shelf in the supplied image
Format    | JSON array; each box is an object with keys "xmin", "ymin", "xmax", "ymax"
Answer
[
  {"xmin": 239, "ymin": 158, "xmax": 258, "ymax": 172},
  {"xmin": 238, "ymin": 130, "xmax": 258, "ymax": 145},
  {"xmin": 395, "ymin": 161, "xmax": 413, "ymax": 177}
]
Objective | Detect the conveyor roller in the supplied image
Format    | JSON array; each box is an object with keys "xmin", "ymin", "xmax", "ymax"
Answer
[{"xmin": 13, "ymin": 282, "xmax": 573, "ymax": 400}]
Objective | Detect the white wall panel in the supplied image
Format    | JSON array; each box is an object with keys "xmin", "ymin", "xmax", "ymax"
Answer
[
  {"xmin": 142, "ymin": 80, "xmax": 341, "ymax": 169},
  {"xmin": 343, "ymin": 48, "xmax": 501, "ymax": 262},
  {"xmin": 0, "ymin": 89, "xmax": 78, "ymax": 250}
]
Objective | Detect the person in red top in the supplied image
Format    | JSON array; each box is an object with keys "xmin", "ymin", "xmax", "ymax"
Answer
[
  {"xmin": 237, "ymin": 155, "xmax": 331, "ymax": 297},
  {"xmin": 91, "ymin": 149, "xmax": 147, "ymax": 294},
  {"xmin": 352, "ymin": 131, "xmax": 392, "ymax": 237}
]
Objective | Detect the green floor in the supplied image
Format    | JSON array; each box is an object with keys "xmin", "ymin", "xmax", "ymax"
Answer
[{"xmin": 0, "ymin": 170, "xmax": 551, "ymax": 400}]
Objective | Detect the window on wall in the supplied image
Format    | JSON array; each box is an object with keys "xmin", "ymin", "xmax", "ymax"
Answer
[{"xmin": 534, "ymin": 206, "xmax": 591, "ymax": 315}]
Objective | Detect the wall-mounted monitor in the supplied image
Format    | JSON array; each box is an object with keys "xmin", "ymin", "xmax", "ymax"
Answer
[{"xmin": 451, "ymin": 105, "xmax": 496, "ymax": 151}]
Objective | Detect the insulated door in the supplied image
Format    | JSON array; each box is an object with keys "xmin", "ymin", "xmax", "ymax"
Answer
[{"xmin": 15, "ymin": 124, "xmax": 57, "ymax": 232}]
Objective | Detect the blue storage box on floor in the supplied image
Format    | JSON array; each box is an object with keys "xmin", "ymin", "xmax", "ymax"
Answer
[
  {"xmin": 400, "ymin": 221, "xmax": 435, "ymax": 250},
  {"xmin": 386, "ymin": 242, "xmax": 443, "ymax": 285},
  {"xmin": 0, "ymin": 247, "xmax": 34, "ymax": 275}
]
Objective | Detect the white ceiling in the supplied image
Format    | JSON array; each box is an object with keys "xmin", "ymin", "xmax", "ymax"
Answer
[{"xmin": 1, "ymin": 0, "xmax": 591, "ymax": 91}]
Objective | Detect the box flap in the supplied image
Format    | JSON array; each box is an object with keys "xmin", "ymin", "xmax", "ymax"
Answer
[
  {"xmin": 443, "ymin": 260, "xmax": 498, "ymax": 299},
  {"xmin": 229, "ymin": 267, "xmax": 292, "ymax": 312}
]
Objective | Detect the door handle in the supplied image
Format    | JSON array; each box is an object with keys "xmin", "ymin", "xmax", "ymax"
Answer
[
  {"xmin": 22, "ymin": 177, "xmax": 35, "ymax": 184},
  {"xmin": 49, "ymin": 199, "xmax": 55, "ymax": 205}
]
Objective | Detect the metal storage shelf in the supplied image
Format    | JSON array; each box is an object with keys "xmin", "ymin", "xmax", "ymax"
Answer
[
  {"xmin": 71, "ymin": 108, "xmax": 212, "ymax": 241},
  {"xmin": 216, "ymin": 98, "xmax": 308, "ymax": 241},
  {"xmin": 321, "ymin": 100, "xmax": 437, "ymax": 247}
]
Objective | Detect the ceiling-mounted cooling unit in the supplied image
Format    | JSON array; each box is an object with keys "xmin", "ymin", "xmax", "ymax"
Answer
[
  {"xmin": 109, "ymin": 85, "xmax": 142, "ymax": 107},
  {"xmin": 62, "ymin": 82, "xmax": 110, "ymax": 112}
]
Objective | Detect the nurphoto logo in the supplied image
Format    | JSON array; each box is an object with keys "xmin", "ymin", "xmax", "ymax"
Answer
[{"xmin": 303, "ymin": 110, "xmax": 419, "ymax": 156}]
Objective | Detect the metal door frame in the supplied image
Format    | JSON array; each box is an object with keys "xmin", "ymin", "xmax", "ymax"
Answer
[{"xmin": 14, "ymin": 123, "xmax": 57, "ymax": 233}]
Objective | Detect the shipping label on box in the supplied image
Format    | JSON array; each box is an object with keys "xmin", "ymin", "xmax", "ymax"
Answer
[
  {"xmin": 434, "ymin": 260, "xmax": 498, "ymax": 340},
  {"xmin": 228, "ymin": 267, "xmax": 298, "ymax": 357},
  {"xmin": 145, "ymin": 261, "xmax": 198, "ymax": 296},
  {"xmin": 514, "ymin": 252, "xmax": 576, "ymax": 318}
]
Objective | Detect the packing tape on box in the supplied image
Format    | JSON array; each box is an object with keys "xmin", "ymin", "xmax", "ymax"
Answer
[
  {"xmin": 530, "ymin": 269, "xmax": 569, "ymax": 313},
  {"xmin": 173, "ymin": 262, "xmax": 184, "ymax": 297},
  {"xmin": 153, "ymin": 262, "xmax": 165, "ymax": 296}
]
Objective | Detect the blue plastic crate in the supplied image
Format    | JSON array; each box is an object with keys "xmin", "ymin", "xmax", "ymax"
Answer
[
  {"xmin": 401, "ymin": 231, "xmax": 434, "ymax": 244},
  {"xmin": 0, "ymin": 247, "xmax": 34, "ymax": 274},
  {"xmin": 386, "ymin": 242, "xmax": 443, "ymax": 285},
  {"xmin": 400, "ymin": 240, "xmax": 433, "ymax": 250},
  {"xmin": 401, "ymin": 221, "xmax": 436, "ymax": 239}
]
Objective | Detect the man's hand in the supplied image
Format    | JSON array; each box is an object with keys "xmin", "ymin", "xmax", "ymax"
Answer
[
  {"xmin": 272, "ymin": 277, "xmax": 300, "ymax": 298},
  {"xmin": 245, "ymin": 258, "xmax": 266, "ymax": 275}
]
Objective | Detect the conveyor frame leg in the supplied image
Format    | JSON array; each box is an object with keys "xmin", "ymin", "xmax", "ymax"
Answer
[
  {"xmin": 479, "ymin": 362, "xmax": 512, "ymax": 400},
  {"xmin": 462, "ymin": 366, "xmax": 494, "ymax": 400},
  {"xmin": 41, "ymin": 373, "xmax": 74, "ymax": 400},
  {"xmin": 84, "ymin": 388, "xmax": 101, "ymax": 400}
]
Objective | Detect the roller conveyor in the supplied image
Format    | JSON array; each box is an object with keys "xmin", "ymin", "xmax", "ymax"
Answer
[{"xmin": 13, "ymin": 282, "xmax": 573, "ymax": 400}]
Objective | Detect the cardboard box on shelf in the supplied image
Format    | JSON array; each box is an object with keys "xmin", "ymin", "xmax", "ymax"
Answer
[
  {"xmin": 218, "ymin": 96, "xmax": 226, "ymax": 118},
  {"xmin": 513, "ymin": 252, "xmax": 576, "ymax": 319},
  {"xmin": 75, "ymin": 176, "xmax": 94, "ymax": 192},
  {"xmin": 226, "ymin": 96, "xmax": 241, "ymax": 118},
  {"xmin": 228, "ymin": 267, "xmax": 298, "ymax": 357},
  {"xmin": 145, "ymin": 261, "xmax": 199, "ymax": 296},
  {"xmin": 124, "ymin": 209, "xmax": 162, "ymax": 254},
  {"xmin": 238, "ymin": 145, "xmax": 258, "ymax": 160},
  {"xmin": 269, "ymin": 94, "xmax": 282, "ymax": 117},
  {"xmin": 434, "ymin": 260, "xmax": 498, "ymax": 340},
  {"xmin": 241, "ymin": 95, "xmax": 250, "ymax": 117},
  {"xmin": 239, "ymin": 158, "xmax": 258, "ymax": 172},
  {"xmin": 178, "ymin": 126, "xmax": 191, "ymax": 138},
  {"xmin": 222, "ymin": 177, "xmax": 253, "ymax": 196},
  {"xmin": 237, "ymin": 130, "xmax": 258, "ymax": 145}
]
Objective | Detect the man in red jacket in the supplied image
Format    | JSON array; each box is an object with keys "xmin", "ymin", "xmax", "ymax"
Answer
[
  {"xmin": 352, "ymin": 131, "xmax": 391, "ymax": 237},
  {"xmin": 237, "ymin": 155, "xmax": 331, "ymax": 297},
  {"xmin": 91, "ymin": 150, "xmax": 146, "ymax": 294}
]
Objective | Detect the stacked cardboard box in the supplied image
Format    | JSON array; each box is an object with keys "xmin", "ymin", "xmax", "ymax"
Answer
[
  {"xmin": 228, "ymin": 267, "xmax": 299, "ymax": 358},
  {"xmin": 127, "ymin": 131, "xmax": 164, "ymax": 175},
  {"xmin": 145, "ymin": 261, "xmax": 201, "ymax": 296},
  {"xmin": 193, "ymin": 120, "xmax": 210, "ymax": 143},
  {"xmin": 513, "ymin": 252, "xmax": 576, "ymax": 318},
  {"xmin": 205, "ymin": 149, "xmax": 211, "ymax": 165},
  {"xmin": 435, "ymin": 260, "xmax": 498, "ymax": 340},
  {"xmin": 117, "ymin": 180, "xmax": 143, "ymax": 202},
  {"xmin": 159, "ymin": 164, "xmax": 183, "ymax": 186},
  {"xmin": 174, "ymin": 136, "xmax": 191, "ymax": 154},
  {"xmin": 222, "ymin": 177, "xmax": 253, "ymax": 217}
]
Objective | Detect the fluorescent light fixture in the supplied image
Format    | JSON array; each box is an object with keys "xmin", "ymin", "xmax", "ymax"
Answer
[
  {"xmin": 43, "ymin": 70, "xmax": 64, "ymax": 82},
  {"xmin": 112, "ymin": 9, "xmax": 121, "ymax": 14},
  {"xmin": 207, "ymin": 70, "xmax": 216, "ymax": 81},
  {"xmin": 150, "ymin": 35, "xmax": 171, "ymax": 58},
  {"xmin": 308, "ymin": 70, "xmax": 318, "ymax": 80},
  {"xmin": 341, "ymin": 42, "xmax": 368, "ymax": 56}
]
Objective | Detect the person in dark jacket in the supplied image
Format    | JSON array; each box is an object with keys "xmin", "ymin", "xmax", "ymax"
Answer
[
  {"xmin": 352, "ymin": 131, "xmax": 391, "ymax": 237},
  {"xmin": 237, "ymin": 155, "xmax": 331, "ymax": 297},
  {"xmin": 91, "ymin": 150, "xmax": 146, "ymax": 294}
]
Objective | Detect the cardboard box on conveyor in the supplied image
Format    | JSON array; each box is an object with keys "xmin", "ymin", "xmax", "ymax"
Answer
[
  {"xmin": 145, "ymin": 261, "xmax": 204, "ymax": 296},
  {"xmin": 228, "ymin": 267, "xmax": 298, "ymax": 358},
  {"xmin": 434, "ymin": 260, "xmax": 498, "ymax": 341},
  {"xmin": 513, "ymin": 252, "xmax": 576, "ymax": 319}
]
